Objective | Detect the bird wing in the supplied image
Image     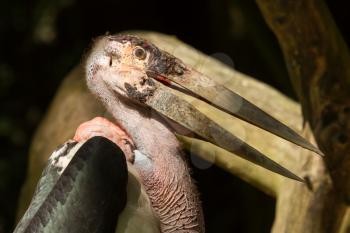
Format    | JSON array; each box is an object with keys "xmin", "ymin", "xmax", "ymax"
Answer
[{"xmin": 14, "ymin": 136, "xmax": 128, "ymax": 233}]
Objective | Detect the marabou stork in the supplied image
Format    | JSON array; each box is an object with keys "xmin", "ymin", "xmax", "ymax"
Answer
[{"xmin": 14, "ymin": 34, "xmax": 323, "ymax": 233}]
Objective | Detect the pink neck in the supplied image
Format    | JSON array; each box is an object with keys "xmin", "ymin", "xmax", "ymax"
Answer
[{"xmin": 105, "ymin": 98, "xmax": 204, "ymax": 233}]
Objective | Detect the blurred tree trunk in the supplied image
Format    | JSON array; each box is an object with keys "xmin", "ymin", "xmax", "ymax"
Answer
[{"xmin": 256, "ymin": 0, "xmax": 350, "ymax": 232}]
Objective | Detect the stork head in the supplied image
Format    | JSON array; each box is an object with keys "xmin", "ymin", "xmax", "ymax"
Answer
[
  {"xmin": 85, "ymin": 34, "xmax": 323, "ymax": 182},
  {"xmin": 85, "ymin": 35, "xmax": 159, "ymax": 103}
]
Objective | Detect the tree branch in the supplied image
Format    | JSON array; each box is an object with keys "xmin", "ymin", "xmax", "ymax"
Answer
[{"xmin": 256, "ymin": 0, "xmax": 350, "ymax": 232}]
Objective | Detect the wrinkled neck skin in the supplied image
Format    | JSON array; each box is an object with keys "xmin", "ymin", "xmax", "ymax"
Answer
[{"xmin": 102, "ymin": 92, "xmax": 204, "ymax": 233}]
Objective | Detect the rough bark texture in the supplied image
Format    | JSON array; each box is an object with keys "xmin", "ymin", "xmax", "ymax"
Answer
[
  {"xmin": 16, "ymin": 31, "xmax": 320, "ymax": 231},
  {"xmin": 256, "ymin": 0, "xmax": 350, "ymax": 232}
]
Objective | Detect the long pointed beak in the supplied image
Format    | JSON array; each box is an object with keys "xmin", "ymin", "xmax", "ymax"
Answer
[
  {"xmin": 145, "ymin": 82, "xmax": 304, "ymax": 182},
  {"xmin": 148, "ymin": 66, "xmax": 323, "ymax": 157}
]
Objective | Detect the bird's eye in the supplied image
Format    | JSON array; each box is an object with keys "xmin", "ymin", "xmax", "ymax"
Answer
[{"xmin": 133, "ymin": 47, "xmax": 147, "ymax": 60}]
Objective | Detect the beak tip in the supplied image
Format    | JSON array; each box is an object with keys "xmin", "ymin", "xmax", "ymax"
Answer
[
  {"xmin": 311, "ymin": 147, "xmax": 324, "ymax": 157},
  {"xmin": 317, "ymin": 150, "xmax": 325, "ymax": 157},
  {"xmin": 281, "ymin": 169, "xmax": 305, "ymax": 183},
  {"xmin": 318, "ymin": 149, "xmax": 325, "ymax": 156},
  {"xmin": 296, "ymin": 176, "xmax": 306, "ymax": 183},
  {"xmin": 283, "ymin": 171, "xmax": 305, "ymax": 183}
]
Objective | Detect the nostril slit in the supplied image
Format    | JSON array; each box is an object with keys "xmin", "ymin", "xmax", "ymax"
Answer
[{"xmin": 109, "ymin": 56, "xmax": 113, "ymax": 66}]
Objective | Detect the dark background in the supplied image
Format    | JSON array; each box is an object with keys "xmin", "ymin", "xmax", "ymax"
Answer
[{"xmin": 0, "ymin": 0, "xmax": 348, "ymax": 232}]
